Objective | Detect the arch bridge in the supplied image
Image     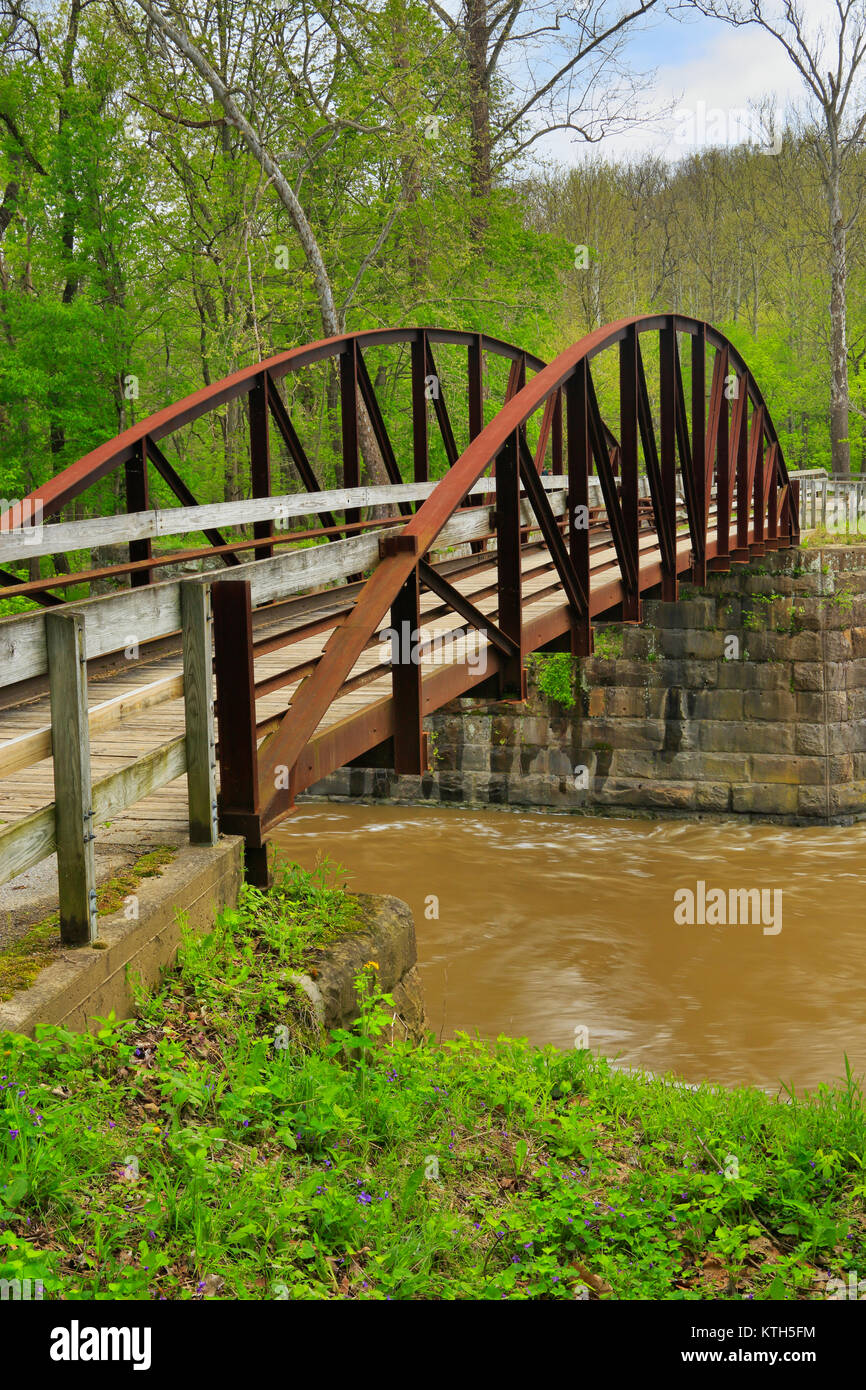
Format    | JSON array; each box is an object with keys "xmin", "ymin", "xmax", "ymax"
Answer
[{"xmin": 0, "ymin": 318, "xmax": 798, "ymax": 936}]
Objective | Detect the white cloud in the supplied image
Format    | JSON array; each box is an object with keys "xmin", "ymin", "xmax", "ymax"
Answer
[{"xmin": 535, "ymin": 18, "xmax": 813, "ymax": 166}]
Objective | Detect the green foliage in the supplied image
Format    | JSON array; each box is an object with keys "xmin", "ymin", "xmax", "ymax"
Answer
[
  {"xmin": 1, "ymin": 860, "xmax": 864, "ymax": 1300},
  {"xmin": 528, "ymin": 652, "xmax": 577, "ymax": 709}
]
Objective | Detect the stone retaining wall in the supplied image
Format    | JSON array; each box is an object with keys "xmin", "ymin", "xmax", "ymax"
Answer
[{"xmin": 305, "ymin": 546, "xmax": 866, "ymax": 824}]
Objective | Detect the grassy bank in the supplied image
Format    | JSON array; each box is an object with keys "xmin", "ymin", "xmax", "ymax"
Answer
[{"xmin": 1, "ymin": 860, "xmax": 863, "ymax": 1301}]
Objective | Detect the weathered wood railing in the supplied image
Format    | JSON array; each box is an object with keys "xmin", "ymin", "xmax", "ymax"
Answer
[
  {"xmin": 0, "ymin": 313, "xmax": 798, "ymax": 942},
  {"xmin": 794, "ymin": 470, "xmax": 866, "ymax": 535},
  {"xmin": 0, "ymin": 479, "xmax": 568, "ymax": 942}
]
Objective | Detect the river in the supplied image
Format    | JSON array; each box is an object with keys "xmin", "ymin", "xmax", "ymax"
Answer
[{"xmin": 274, "ymin": 802, "xmax": 866, "ymax": 1093}]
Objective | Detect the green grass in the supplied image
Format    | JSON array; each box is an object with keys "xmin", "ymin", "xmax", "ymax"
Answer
[
  {"xmin": 592, "ymin": 627, "xmax": 625, "ymax": 661},
  {"xmin": 802, "ymin": 525, "xmax": 866, "ymax": 548},
  {"xmin": 1, "ymin": 856, "xmax": 864, "ymax": 1301}
]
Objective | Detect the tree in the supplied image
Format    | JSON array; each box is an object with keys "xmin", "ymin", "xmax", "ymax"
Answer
[
  {"xmin": 681, "ymin": 0, "xmax": 866, "ymax": 474},
  {"xmin": 422, "ymin": 0, "xmax": 662, "ymax": 236}
]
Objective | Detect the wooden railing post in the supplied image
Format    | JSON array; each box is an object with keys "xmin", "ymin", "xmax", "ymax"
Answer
[
  {"xmin": 181, "ymin": 580, "xmax": 218, "ymax": 846},
  {"xmin": 212, "ymin": 579, "xmax": 269, "ymax": 886},
  {"xmin": 46, "ymin": 611, "xmax": 97, "ymax": 945}
]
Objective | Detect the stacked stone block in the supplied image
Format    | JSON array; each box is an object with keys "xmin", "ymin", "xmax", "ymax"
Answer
[{"xmin": 305, "ymin": 546, "xmax": 866, "ymax": 824}]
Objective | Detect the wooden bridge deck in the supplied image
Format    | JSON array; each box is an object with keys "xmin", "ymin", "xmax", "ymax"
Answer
[{"xmin": 0, "ymin": 520, "xmax": 684, "ymax": 856}]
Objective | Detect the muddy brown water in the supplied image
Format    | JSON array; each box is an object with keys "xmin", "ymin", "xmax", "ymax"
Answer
[{"xmin": 273, "ymin": 803, "xmax": 866, "ymax": 1093}]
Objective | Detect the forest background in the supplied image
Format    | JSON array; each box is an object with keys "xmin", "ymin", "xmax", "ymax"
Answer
[{"xmin": 2, "ymin": 0, "xmax": 865, "ymax": 574}]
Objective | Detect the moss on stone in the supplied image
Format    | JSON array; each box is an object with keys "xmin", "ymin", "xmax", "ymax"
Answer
[{"xmin": 0, "ymin": 845, "xmax": 176, "ymax": 1002}]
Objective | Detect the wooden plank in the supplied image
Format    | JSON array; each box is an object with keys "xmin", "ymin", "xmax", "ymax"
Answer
[
  {"xmin": 203, "ymin": 497, "xmax": 563, "ymax": 609},
  {"xmin": 0, "ymin": 489, "xmax": 567, "ymax": 692},
  {"xmin": 0, "ymin": 735, "xmax": 186, "ymax": 889},
  {"xmin": 0, "ymin": 803, "xmax": 56, "ymax": 889},
  {"xmin": 181, "ymin": 581, "xmax": 218, "ymax": 845},
  {"xmin": 46, "ymin": 611, "xmax": 97, "ymax": 945},
  {"xmin": 0, "ymin": 476, "xmax": 568, "ymax": 564},
  {"xmin": 91, "ymin": 736, "xmax": 187, "ymax": 824},
  {"xmin": 0, "ymin": 581, "xmax": 183, "ymax": 690},
  {"xmin": 0, "ymin": 673, "xmax": 184, "ymax": 778}
]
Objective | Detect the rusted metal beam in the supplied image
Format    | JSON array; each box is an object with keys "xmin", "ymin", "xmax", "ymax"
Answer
[
  {"xmin": 249, "ymin": 372, "xmax": 274, "ymax": 561},
  {"xmin": 425, "ymin": 341, "xmax": 459, "ymax": 466},
  {"xmin": 618, "ymin": 325, "xmax": 641, "ymax": 620},
  {"xmin": 265, "ymin": 373, "xmax": 339, "ymax": 533},
  {"xmin": 356, "ymin": 349, "xmax": 406, "ymax": 497},
  {"xmin": 212, "ymin": 581, "xmax": 266, "ymax": 876},
  {"xmin": 567, "ymin": 363, "xmax": 592, "ymax": 656},
  {"xmin": 389, "ymin": 565, "xmax": 425, "ymax": 774},
  {"xmin": 418, "ymin": 560, "xmax": 518, "ymax": 656},
  {"xmin": 0, "ymin": 567, "xmax": 63, "ymax": 606},
  {"xmin": 145, "ymin": 437, "xmax": 241, "ymax": 564},
  {"xmin": 495, "ymin": 430, "xmax": 524, "ymax": 696},
  {"xmin": 638, "ymin": 328, "xmax": 676, "ymax": 599},
  {"xmin": 713, "ymin": 349, "xmax": 731, "ymax": 564},
  {"xmin": 518, "ymin": 435, "xmax": 588, "ymax": 614},
  {"xmin": 412, "ymin": 331, "xmax": 429, "ymax": 486},
  {"xmin": 125, "ymin": 437, "xmax": 153, "ymax": 588},
  {"xmin": 657, "ymin": 321, "xmax": 679, "ymax": 601},
  {"xmin": 753, "ymin": 411, "xmax": 765, "ymax": 547}
]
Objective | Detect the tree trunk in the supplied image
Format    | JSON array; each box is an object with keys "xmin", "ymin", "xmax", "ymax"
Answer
[
  {"xmin": 465, "ymin": 0, "xmax": 491, "ymax": 239},
  {"xmin": 133, "ymin": 0, "xmax": 389, "ymax": 490},
  {"xmin": 828, "ymin": 168, "xmax": 851, "ymax": 477}
]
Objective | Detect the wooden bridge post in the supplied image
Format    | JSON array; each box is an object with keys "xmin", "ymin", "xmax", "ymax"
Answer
[
  {"xmin": 46, "ymin": 611, "xmax": 98, "ymax": 946},
  {"xmin": 212, "ymin": 580, "xmax": 269, "ymax": 887},
  {"xmin": 181, "ymin": 581, "xmax": 218, "ymax": 846},
  {"xmin": 496, "ymin": 429, "xmax": 525, "ymax": 696},
  {"xmin": 566, "ymin": 364, "xmax": 593, "ymax": 657},
  {"xmin": 125, "ymin": 438, "xmax": 153, "ymax": 588}
]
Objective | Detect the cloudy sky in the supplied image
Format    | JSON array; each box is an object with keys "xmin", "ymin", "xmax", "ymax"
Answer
[{"xmin": 532, "ymin": 3, "xmax": 818, "ymax": 165}]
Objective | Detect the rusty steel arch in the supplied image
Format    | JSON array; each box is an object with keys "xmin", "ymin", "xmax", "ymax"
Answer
[
  {"xmin": 0, "ymin": 328, "xmax": 554, "ymax": 604},
  {"xmin": 206, "ymin": 314, "xmax": 796, "ymax": 869},
  {"xmin": 0, "ymin": 315, "xmax": 797, "ymax": 880}
]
